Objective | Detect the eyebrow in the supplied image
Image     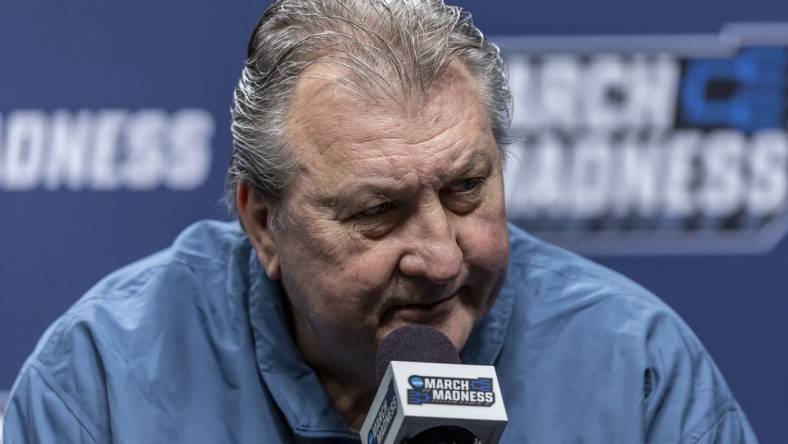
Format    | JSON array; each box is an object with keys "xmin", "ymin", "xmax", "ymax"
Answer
[
  {"xmin": 443, "ymin": 150, "xmax": 494, "ymax": 181},
  {"xmin": 314, "ymin": 178, "xmax": 408, "ymax": 210},
  {"xmin": 314, "ymin": 146, "xmax": 496, "ymax": 208}
]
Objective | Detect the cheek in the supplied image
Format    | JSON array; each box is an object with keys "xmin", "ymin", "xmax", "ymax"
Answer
[
  {"xmin": 459, "ymin": 188, "xmax": 509, "ymax": 272},
  {"xmin": 460, "ymin": 217, "xmax": 509, "ymax": 272},
  {"xmin": 454, "ymin": 215, "xmax": 508, "ymax": 321},
  {"xmin": 277, "ymin": 227, "xmax": 400, "ymax": 324}
]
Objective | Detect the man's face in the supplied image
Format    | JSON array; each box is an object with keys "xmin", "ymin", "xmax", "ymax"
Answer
[{"xmin": 262, "ymin": 63, "xmax": 509, "ymax": 382}]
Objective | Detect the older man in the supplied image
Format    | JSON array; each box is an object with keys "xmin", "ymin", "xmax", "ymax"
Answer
[{"xmin": 4, "ymin": 0, "xmax": 758, "ymax": 443}]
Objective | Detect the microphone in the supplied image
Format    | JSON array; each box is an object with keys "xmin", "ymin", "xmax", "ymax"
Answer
[{"xmin": 360, "ymin": 325, "xmax": 507, "ymax": 444}]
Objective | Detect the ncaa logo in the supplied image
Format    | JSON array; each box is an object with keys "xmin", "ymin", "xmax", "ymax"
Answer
[{"xmin": 408, "ymin": 375, "xmax": 425, "ymax": 389}]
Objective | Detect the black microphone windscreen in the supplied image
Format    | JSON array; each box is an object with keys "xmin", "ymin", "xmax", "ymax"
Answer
[{"xmin": 375, "ymin": 324, "xmax": 460, "ymax": 384}]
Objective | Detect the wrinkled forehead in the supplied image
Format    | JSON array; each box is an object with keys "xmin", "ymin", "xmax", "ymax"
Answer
[{"xmin": 285, "ymin": 60, "xmax": 491, "ymax": 160}]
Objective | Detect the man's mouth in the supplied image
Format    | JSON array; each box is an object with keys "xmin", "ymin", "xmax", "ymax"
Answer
[{"xmin": 388, "ymin": 292, "xmax": 458, "ymax": 322}]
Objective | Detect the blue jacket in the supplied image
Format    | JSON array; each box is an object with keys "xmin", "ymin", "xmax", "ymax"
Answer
[{"xmin": 4, "ymin": 221, "xmax": 758, "ymax": 443}]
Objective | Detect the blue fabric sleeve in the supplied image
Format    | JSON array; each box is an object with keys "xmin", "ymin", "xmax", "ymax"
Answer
[
  {"xmin": 3, "ymin": 365, "xmax": 98, "ymax": 444},
  {"xmin": 642, "ymin": 312, "xmax": 759, "ymax": 443},
  {"xmin": 692, "ymin": 409, "xmax": 760, "ymax": 444}
]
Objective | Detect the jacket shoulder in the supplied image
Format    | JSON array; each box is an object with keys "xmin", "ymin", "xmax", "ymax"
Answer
[
  {"xmin": 11, "ymin": 220, "xmax": 252, "ymax": 441},
  {"xmin": 501, "ymin": 225, "xmax": 758, "ymax": 442}
]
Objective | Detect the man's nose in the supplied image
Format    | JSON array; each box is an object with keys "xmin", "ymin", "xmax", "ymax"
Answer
[{"xmin": 398, "ymin": 199, "xmax": 463, "ymax": 283}]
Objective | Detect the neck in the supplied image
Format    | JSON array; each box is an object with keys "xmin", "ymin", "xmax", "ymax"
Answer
[
  {"xmin": 285, "ymin": 301, "xmax": 377, "ymax": 430},
  {"xmin": 313, "ymin": 365, "xmax": 377, "ymax": 430}
]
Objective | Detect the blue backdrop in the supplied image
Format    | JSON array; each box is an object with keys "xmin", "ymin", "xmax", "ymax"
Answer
[{"xmin": 1, "ymin": 0, "xmax": 786, "ymax": 442}]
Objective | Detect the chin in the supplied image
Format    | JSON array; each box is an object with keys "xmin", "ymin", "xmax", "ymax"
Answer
[
  {"xmin": 438, "ymin": 325, "xmax": 472, "ymax": 353},
  {"xmin": 374, "ymin": 301, "xmax": 480, "ymax": 354},
  {"xmin": 431, "ymin": 309, "xmax": 478, "ymax": 353},
  {"xmin": 374, "ymin": 320, "xmax": 466, "ymax": 353}
]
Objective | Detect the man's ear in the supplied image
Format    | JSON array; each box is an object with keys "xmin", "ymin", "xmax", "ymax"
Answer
[{"xmin": 236, "ymin": 182, "xmax": 281, "ymax": 281}]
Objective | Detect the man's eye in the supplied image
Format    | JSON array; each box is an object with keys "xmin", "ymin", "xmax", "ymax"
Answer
[
  {"xmin": 350, "ymin": 202, "xmax": 398, "ymax": 238},
  {"xmin": 447, "ymin": 177, "xmax": 484, "ymax": 193},
  {"xmin": 442, "ymin": 177, "xmax": 485, "ymax": 214},
  {"xmin": 356, "ymin": 202, "xmax": 394, "ymax": 218}
]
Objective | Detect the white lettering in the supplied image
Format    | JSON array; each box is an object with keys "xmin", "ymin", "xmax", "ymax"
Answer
[
  {"xmin": 166, "ymin": 109, "xmax": 214, "ymax": 190},
  {"xmin": 611, "ymin": 134, "xmax": 661, "ymax": 218},
  {"xmin": 541, "ymin": 56, "xmax": 580, "ymax": 129},
  {"xmin": 44, "ymin": 110, "xmax": 92, "ymax": 190},
  {"xmin": 697, "ymin": 130, "xmax": 745, "ymax": 217},
  {"xmin": 123, "ymin": 109, "xmax": 166, "ymax": 190},
  {"xmin": 91, "ymin": 110, "xmax": 126, "ymax": 190},
  {"xmin": 629, "ymin": 55, "xmax": 679, "ymax": 130},
  {"xmin": 584, "ymin": 55, "xmax": 628, "ymax": 130},
  {"xmin": 501, "ymin": 52, "xmax": 786, "ymax": 235},
  {"xmin": 747, "ymin": 131, "xmax": 788, "ymax": 216},
  {"xmin": 663, "ymin": 131, "xmax": 700, "ymax": 218},
  {"xmin": 507, "ymin": 54, "xmax": 680, "ymax": 131},
  {"xmin": 4, "ymin": 111, "xmax": 46, "ymax": 190},
  {"xmin": 0, "ymin": 109, "xmax": 215, "ymax": 192},
  {"xmin": 509, "ymin": 136, "xmax": 565, "ymax": 218},
  {"xmin": 570, "ymin": 133, "xmax": 613, "ymax": 218},
  {"xmin": 508, "ymin": 56, "xmax": 537, "ymax": 129}
]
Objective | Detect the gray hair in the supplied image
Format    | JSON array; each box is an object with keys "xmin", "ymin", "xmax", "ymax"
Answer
[{"xmin": 226, "ymin": 0, "xmax": 512, "ymax": 217}]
